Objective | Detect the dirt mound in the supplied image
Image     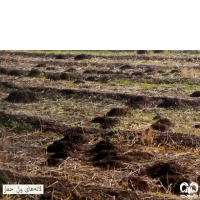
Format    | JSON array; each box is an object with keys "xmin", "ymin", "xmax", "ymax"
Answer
[
  {"xmin": 151, "ymin": 118, "xmax": 173, "ymax": 132},
  {"xmin": 5, "ymin": 91, "xmax": 39, "ymax": 103},
  {"xmin": 84, "ymin": 69, "xmax": 97, "ymax": 74},
  {"xmin": 35, "ymin": 62, "xmax": 46, "ymax": 67},
  {"xmin": 106, "ymin": 107, "xmax": 128, "ymax": 117},
  {"xmin": 97, "ymin": 70, "xmax": 112, "ymax": 75},
  {"xmin": 86, "ymin": 76, "xmax": 97, "ymax": 81},
  {"xmin": 8, "ymin": 69, "xmax": 24, "ymax": 76},
  {"xmin": 158, "ymin": 98, "xmax": 182, "ymax": 108},
  {"xmin": 74, "ymin": 54, "xmax": 91, "ymax": 60},
  {"xmin": 60, "ymin": 72, "xmax": 68, "ymax": 80},
  {"xmin": 46, "ymin": 67, "xmax": 55, "ymax": 70},
  {"xmin": 108, "ymin": 190, "xmax": 140, "ymax": 200},
  {"xmin": 92, "ymin": 116, "xmax": 120, "ymax": 129},
  {"xmin": 126, "ymin": 150, "xmax": 154, "ymax": 162},
  {"xmin": 146, "ymin": 162, "xmax": 185, "ymax": 178},
  {"xmin": 129, "ymin": 95, "xmax": 151, "ymax": 109},
  {"xmin": 153, "ymin": 50, "xmax": 163, "ymax": 53},
  {"xmin": 0, "ymin": 67, "xmax": 8, "ymax": 74},
  {"xmin": 47, "ymin": 132, "xmax": 89, "ymax": 166},
  {"xmin": 55, "ymin": 54, "xmax": 65, "ymax": 59},
  {"xmin": 28, "ymin": 68, "xmax": 41, "ymax": 77},
  {"xmin": 170, "ymin": 69, "xmax": 180, "ymax": 74},
  {"xmin": 137, "ymin": 50, "xmax": 147, "ymax": 54},
  {"xmin": 157, "ymin": 70, "xmax": 165, "ymax": 74},
  {"xmin": 132, "ymin": 71, "xmax": 143, "ymax": 76},
  {"xmin": 90, "ymin": 139, "xmax": 126, "ymax": 168},
  {"xmin": 190, "ymin": 91, "xmax": 200, "ymax": 97},
  {"xmin": 46, "ymin": 74, "xmax": 61, "ymax": 81},
  {"xmin": 65, "ymin": 68, "xmax": 76, "ymax": 72},
  {"xmin": 120, "ymin": 64, "xmax": 132, "ymax": 70},
  {"xmin": 144, "ymin": 68, "xmax": 155, "ymax": 74},
  {"xmin": 194, "ymin": 124, "xmax": 200, "ymax": 128},
  {"xmin": 119, "ymin": 176, "xmax": 149, "ymax": 192},
  {"xmin": 99, "ymin": 75, "xmax": 110, "ymax": 83}
]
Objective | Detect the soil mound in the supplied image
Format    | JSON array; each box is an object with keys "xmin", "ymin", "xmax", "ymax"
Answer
[
  {"xmin": 8, "ymin": 69, "xmax": 24, "ymax": 76},
  {"xmin": 144, "ymin": 68, "xmax": 155, "ymax": 74},
  {"xmin": 137, "ymin": 50, "xmax": 147, "ymax": 54},
  {"xmin": 28, "ymin": 68, "xmax": 41, "ymax": 77},
  {"xmin": 60, "ymin": 72, "xmax": 68, "ymax": 80},
  {"xmin": 86, "ymin": 76, "xmax": 97, "ymax": 81},
  {"xmin": 146, "ymin": 162, "xmax": 185, "ymax": 178},
  {"xmin": 35, "ymin": 62, "xmax": 46, "ymax": 67},
  {"xmin": 46, "ymin": 74, "xmax": 61, "ymax": 81},
  {"xmin": 132, "ymin": 71, "xmax": 143, "ymax": 76},
  {"xmin": 106, "ymin": 107, "xmax": 128, "ymax": 117},
  {"xmin": 151, "ymin": 118, "xmax": 173, "ymax": 132},
  {"xmin": 0, "ymin": 67, "xmax": 8, "ymax": 74},
  {"xmin": 154, "ymin": 50, "xmax": 163, "ymax": 53},
  {"xmin": 5, "ymin": 91, "xmax": 39, "ymax": 103},
  {"xmin": 99, "ymin": 75, "xmax": 110, "ymax": 83},
  {"xmin": 120, "ymin": 64, "xmax": 132, "ymax": 70},
  {"xmin": 46, "ymin": 67, "xmax": 55, "ymax": 70},
  {"xmin": 84, "ymin": 69, "xmax": 97, "ymax": 74},
  {"xmin": 129, "ymin": 95, "xmax": 151, "ymax": 109},
  {"xmin": 92, "ymin": 116, "xmax": 119, "ymax": 129},
  {"xmin": 190, "ymin": 91, "xmax": 200, "ymax": 97},
  {"xmin": 194, "ymin": 124, "xmax": 200, "ymax": 128},
  {"xmin": 55, "ymin": 54, "xmax": 65, "ymax": 59},
  {"xmin": 90, "ymin": 140, "xmax": 125, "ymax": 168},
  {"xmin": 47, "ymin": 132, "xmax": 89, "ymax": 166},
  {"xmin": 158, "ymin": 98, "xmax": 182, "ymax": 108},
  {"xmin": 170, "ymin": 69, "xmax": 180, "ymax": 74},
  {"xmin": 74, "ymin": 54, "xmax": 91, "ymax": 60}
]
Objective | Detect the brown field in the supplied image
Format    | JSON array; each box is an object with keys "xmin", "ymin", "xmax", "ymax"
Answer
[{"xmin": 1, "ymin": 50, "xmax": 200, "ymax": 200}]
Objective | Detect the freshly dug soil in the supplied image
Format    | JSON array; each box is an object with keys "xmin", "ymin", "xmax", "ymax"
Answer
[
  {"xmin": 5, "ymin": 91, "xmax": 39, "ymax": 103},
  {"xmin": 151, "ymin": 118, "xmax": 173, "ymax": 132},
  {"xmin": 8, "ymin": 69, "xmax": 24, "ymax": 76},
  {"xmin": 190, "ymin": 91, "xmax": 200, "ymax": 97},
  {"xmin": 106, "ymin": 107, "xmax": 128, "ymax": 117},
  {"xmin": 28, "ymin": 68, "xmax": 41, "ymax": 77},
  {"xmin": 74, "ymin": 54, "xmax": 91, "ymax": 60},
  {"xmin": 158, "ymin": 98, "xmax": 182, "ymax": 108}
]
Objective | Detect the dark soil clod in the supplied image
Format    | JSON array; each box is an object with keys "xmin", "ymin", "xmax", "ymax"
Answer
[
  {"xmin": 129, "ymin": 95, "xmax": 151, "ymax": 109},
  {"xmin": 151, "ymin": 118, "xmax": 173, "ymax": 132},
  {"xmin": 92, "ymin": 116, "xmax": 119, "ymax": 129},
  {"xmin": 46, "ymin": 67, "xmax": 55, "ymax": 70},
  {"xmin": 153, "ymin": 50, "xmax": 163, "ymax": 53},
  {"xmin": 132, "ymin": 71, "xmax": 143, "ymax": 76},
  {"xmin": 46, "ymin": 74, "xmax": 61, "ymax": 81},
  {"xmin": 35, "ymin": 62, "xmax": 46, "ymax": 67},
  {"xmin": 86, "ymin": 76, "xmax": 97, "ymax": 81},
  {"xmin": 157, "ymin": 98, "xmax": 182, "ymax": 108},
  {"xmin": 120, "ymin": 64, "xmax": 132, "ymax": 70},
  {"xmin": 90, "ymin": 140, "xmax": 123, "ymax": 168},
  {"xmin": 74, "ymin": 54, "xmax": 91, "ymax": 60},
  {"xmin": 60, "ymin": 73, "xmax": 68, "ymax": 80},
  {"xmin": 47, "ymin": 132, "xmax": 89, "ymax": 166},
  {"xmin": 84, "ymin": 69, "xmax": 97, "ymax": 74},
  {"xmin": 55, "ymin": 54, "xmax": 65, "ymax": 59},
  {"xmin": 28, "ymin": 68, "xmax": 41, "ymax": 77},
  {"xmin": 170, "ymin": 69, "xmax": 180, "ymax": 74},
  {"xmin": 146, "ymin": 162, "xmax": 185, "ymax": 178},
  {"xmin": 5, "ymin": 91, "xmax": 39, "ymax": 103},
  {"xmin": 194, "ymin": 124, "xmax": 200, "ymax": 128},
  {"xmin": 190, "ymin": 91, "xmax": 200, "ymax": 97},
  {"xmin": 0, "ymin": 67, "xmax": 8, "ymax": 74},
  {"xmin": 137, "ymin": 50, "xmax": 147, "ymax": 54},
  {"xmin": 106, "ymin": 107, "xmax": 128, "ymax": 117},
  {"xmin": 8, "ymin": 69, "xmax": 24, "ymax": 76}
]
